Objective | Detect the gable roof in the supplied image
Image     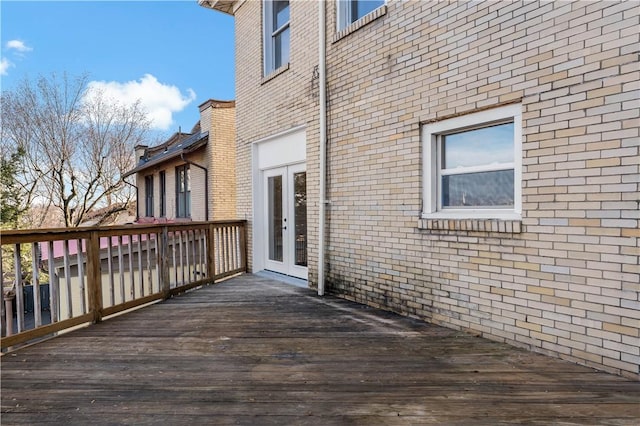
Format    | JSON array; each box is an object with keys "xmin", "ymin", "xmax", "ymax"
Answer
[{"xmin": 122, "ymin": 130, "xmax": 208, "ymax": 178}]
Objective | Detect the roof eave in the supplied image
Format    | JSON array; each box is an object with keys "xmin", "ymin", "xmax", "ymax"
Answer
[
  {"xmin": 198, "ymin": 0, "xmax": 236, "ymax": 16},
  {"xmin": 122, "ymin": 136, "xmax": 208, "ymax": 179}
]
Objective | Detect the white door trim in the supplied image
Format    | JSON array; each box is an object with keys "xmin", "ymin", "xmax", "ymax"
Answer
[{"xmin": 252, "ymin": 127, "xmax": 306, "ymax": 278}]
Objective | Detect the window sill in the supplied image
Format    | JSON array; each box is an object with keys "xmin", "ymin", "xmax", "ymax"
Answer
[
  {"xmin": 262, "ymin": 63, "xmax": 290, "ymax": 85},
  {"xmin": 333, "ymin": 5, "xmax": 387, "ymax": 43},
  {"xmin": 418, "ymin": 218, "xmax": 522, "ymax": 234}
]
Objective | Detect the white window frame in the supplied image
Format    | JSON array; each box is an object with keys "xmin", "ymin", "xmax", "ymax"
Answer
[
  {"xmin": 337, "ymin": 0, "xmax": 385, "ymax": 31},
  {"xmin": 263, "ymin": 0, "xmax": 290, "ymax": 76},
  {"xmin": 422, "ymin": 104, "xmax": 522, "ymax": 220},
  {"xmin": 176, "ymin": 164, "xmax": 191, "ymax": 218},
  {"xmin": 144, "ymin": 175, "xmax": 154, "ymax": 217}
]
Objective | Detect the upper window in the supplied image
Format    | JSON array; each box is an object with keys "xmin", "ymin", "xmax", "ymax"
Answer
[
  {"xmin": 159, "ymin": 170, "xmax": 166, "ymax": 217},
  {"xmin": 264, "ymin": 0, "xmax": 290, "ymax": 76},
  {"xmin": 337, "ymin": 0, "xmax": 384, "ymax": 31},
  {"xmin": 422, "ymin": 104, "xmax": 522, "ymax": 219},
  {"xmin": 144, "ymin": 175, "xmax": 154, "ymax": 217},
  {"xmin": 176, "ymin": 165, "xmax": 191, "ymax": 218}
]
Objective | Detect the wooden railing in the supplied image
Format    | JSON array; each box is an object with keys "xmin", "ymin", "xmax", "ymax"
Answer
[{"xmin": 1, "ymin": 220, "xmax": 247, "ymax": 350}]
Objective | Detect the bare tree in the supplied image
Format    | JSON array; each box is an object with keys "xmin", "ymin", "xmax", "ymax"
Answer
[{"xmin": 1, "ymin": 72, "xmax": 150, "ymax": 228}]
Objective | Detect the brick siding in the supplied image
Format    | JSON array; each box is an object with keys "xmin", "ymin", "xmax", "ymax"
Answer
[{"xmin": 232, "ymin": 0, "xmax": 639, "ymax": 378}]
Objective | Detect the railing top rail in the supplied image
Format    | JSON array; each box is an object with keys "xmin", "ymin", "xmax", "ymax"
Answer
[{"xmin": 0, "ymin": 220, "xmax": 247, "ymax": 245}]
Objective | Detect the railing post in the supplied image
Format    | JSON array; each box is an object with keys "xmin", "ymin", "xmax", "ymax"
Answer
[
  {"xmin": 160, "ymin": 227, "xmax": 171, "ymax": 299},
  {"xmin": 207, "ymin": 224, "xmax": 216, "ymax": 280},
  {"xmin": 240, "ymin": 222, "xmax": 248, "ymax": 272},
  {"xmin": 86, "ymin": 231, "xmax": 103, "ymax": 324}
]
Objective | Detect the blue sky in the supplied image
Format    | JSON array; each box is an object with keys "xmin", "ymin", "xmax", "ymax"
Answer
[{"xmin": 1, "ymin": 0, "xmax": 235, "ymax": 138}]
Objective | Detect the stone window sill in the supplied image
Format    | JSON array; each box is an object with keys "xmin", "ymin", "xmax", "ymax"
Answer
[
  {"xmin": 261, "ymin": 63, "xmax": 290, "ymax": 85},
  {"xmin": 418, "ymin": 218, "xmax": 522, "ymax": 234}
]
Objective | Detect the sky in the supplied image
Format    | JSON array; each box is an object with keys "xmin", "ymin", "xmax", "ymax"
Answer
[{"xmin": 0, "ymin": 0, "xmax": 235, "ymax": 139}]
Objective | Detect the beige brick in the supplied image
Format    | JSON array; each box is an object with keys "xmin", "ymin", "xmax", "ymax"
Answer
[{"xmin": 226, "ymin": 0, "xmax": 640, "ymax": 380}]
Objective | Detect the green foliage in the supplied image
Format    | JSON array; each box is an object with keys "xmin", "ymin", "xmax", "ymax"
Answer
[{"xmin": 0, "ymin": 146, "xmax": 27, "ymax": 228}]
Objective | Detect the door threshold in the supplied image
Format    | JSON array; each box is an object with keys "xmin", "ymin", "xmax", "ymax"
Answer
[{"xmin": 256, "ymin": 270, "xmax": 309, "ymax": 289}]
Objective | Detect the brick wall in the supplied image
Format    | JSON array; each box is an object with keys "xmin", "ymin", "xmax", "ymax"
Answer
[
  {"xmin": 323, "ymin": 0, "xmax": 639, "ymax": 378},
  {"xmin": 207, "ymin": 103, "xmax": 237, "ymax": 220},
  {"xmin": 232, "ymin": 0, "xmax": 639, "ymax": 378},
  {"xmin": 234, "ymin": 0, "xmax": 320, "ymax": 276}
]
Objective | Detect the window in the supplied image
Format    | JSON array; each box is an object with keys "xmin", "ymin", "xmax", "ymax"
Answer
[
  {"xmin": 337, "ymin": 0, "xmax": 384, "ymax": 31},
  {"xmin": 176, "ymin": 165, "xmax": 191, "ymax": 218},
  {"xmin": 144, "ymin": 175, "xmax": 154, "ymax": 217},
  {"xmin": 422, "ymin": 104, "xmax": 522, "ymax": 219},
  {"xmin": 159, "ymin": 171, "xmax": 166, "ymax": 217},
  {"xmin": 263, "ymin": 0, "xmax": 290, "ymax": 75}
]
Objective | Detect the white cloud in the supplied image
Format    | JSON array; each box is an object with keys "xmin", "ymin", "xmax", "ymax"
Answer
[
  {"xmin": 6, "ymin": 39, "xmax": 33, "ymax": 53},
  {"xmin": 0, "ymin": 57, "xmax": 13, "ymax": 76},
  {"xmin": 86, "ymin": 74, "xmax": 197, "ymax": 131}
]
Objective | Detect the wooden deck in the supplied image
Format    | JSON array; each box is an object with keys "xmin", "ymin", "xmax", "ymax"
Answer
[{"xmin": 2, "ymin": 273, "xmax": 639, "ymax": 425}]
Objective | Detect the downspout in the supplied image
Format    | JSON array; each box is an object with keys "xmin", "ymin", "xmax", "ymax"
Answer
[
  {"xmin": 317, "ymin": 0, "xmax": 327, "ymax": 296},
  {"xmin": 181, "ymin": 153, "xmax": 209, "ymax": 221},
  {"xmin": 123, "ymin": 179, "xmax": 139, "ymax": 222}
]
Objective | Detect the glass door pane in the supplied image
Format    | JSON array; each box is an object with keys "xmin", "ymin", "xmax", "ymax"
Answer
[
  {"xmin": 293, "ymin": 171, "xmax": 307, "ymax": 267},
  {"xmin": 267, "ymin": 175, "xmax": 283, "ymax": 262}
]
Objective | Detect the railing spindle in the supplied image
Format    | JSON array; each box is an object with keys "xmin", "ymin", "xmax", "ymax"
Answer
[
  {"xmin": 128, "ymin": 236, "xmax": 135, "ymax": 301},
  {"xmin": 171, "ymin": 232, "xmax": 178, "ymax": 288},
  {"xmin": 3, "ymin": 293, "xmax": 13, "ymax": 337},
  {"xmin": 107, "ymin": 238, "xmax": 115, "ymax": 307},
  {"xmin": 48, "ymin": 241, "xmax": 58, "ymax": 323},
  {"xmin": 224, "ymin": 227, "xmax": 230, "ymax": 273},
  {"xmin": 63, "ymin": 240, "xmax": 73, "ymax": 319},
  {"xmin": 31, "ymin": 243, "xmax": 42, "ymax": 328},
  {"xmin": 0, "ymin": 259, "xmax": 5, "ymax": 337},
  {"xmin": 145, "ymin": 234, "xmax": 151, "ymax": 296},
  {"xmin": 197, "ymin": 230, "xmax": 202, "ymax": 279},
  {"xmin": 178, "ymin": 232, "xmax": 185, "ymax": 286},
  {"xmin": 154, "ymin": 228, "xmax": 162, "ymax": 291},
  {"xmin": 76, "ymin": 239, "xmax": 86, "ymax": 315},
  {"xmin": 137, "ymin": 234, "xmax": 144, "ymax": 297},
  {"xmin": 14, "ymin": 244, "xmax": 24, "ymax": 333},
  {"xmin": 186, "ymin": 231, "xmax": 192, "ymax": 283},
  {"xmin": 118, "ymin": 236, "xmax": 125, "ymax": 304}
]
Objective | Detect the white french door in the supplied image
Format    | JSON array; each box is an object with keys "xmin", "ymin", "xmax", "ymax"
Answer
[{"xmin": 263, "ymin": 163, "xmax": 307, "ymax": 279}]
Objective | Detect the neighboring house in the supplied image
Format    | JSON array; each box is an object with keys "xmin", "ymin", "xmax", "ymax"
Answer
[
  {"xmin": 200, "ymin": 1, "xmax": 640, "ymax": 379},
  {"xmin": 124, "ymin": 99, "xmax": 237, "ymax": 222}
]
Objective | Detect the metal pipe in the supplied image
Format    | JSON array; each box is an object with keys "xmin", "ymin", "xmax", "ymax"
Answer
[
  {"xmin": 317, "ymin": 0, "xmax": 327, "ymax": 296},
  {"xmin": 123, "ymin": 178, "xmax": 139, "ymax": 221}
]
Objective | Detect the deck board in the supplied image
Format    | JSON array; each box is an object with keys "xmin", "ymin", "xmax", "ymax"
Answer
[{"xmin": 2, "ymin": 274, "xmax": 639, "ymax": 425}]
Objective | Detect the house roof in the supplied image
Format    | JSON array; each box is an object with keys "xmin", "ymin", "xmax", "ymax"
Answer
[
  {"xmin": 122, "ymin": 131, "xmax": 209, "ymax": 178},
  {"xmin": 198, "ymin": 99, "xmax": 235, "ymax": 111},
  {"xmin": 198, "ymin": 0, "xmax": 236, "ymax": 16}
]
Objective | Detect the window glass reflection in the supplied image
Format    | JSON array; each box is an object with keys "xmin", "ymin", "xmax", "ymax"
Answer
[
  {"xmin": 293, "ymin": 172, "xmax": 307, "ymax": 267},
  {"xmin": 352, "ymin": 0, "xmax": 384, "ymax": 22},
  {"xmin": 443, "ymin": 122, "xmax": 513, "ymax": 169},
  {"xmin": 442, "ymin": 170, "xmax": 514, "ymax": 208},
  {"xmin": 268, "ymin": 175, "xmax": 283, "ymax": 262},
  {"xmin": 274, "ymin": 0, "xmax": 289, "ymax": 30}
]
